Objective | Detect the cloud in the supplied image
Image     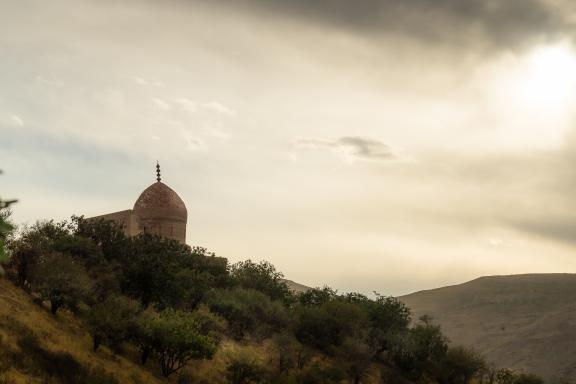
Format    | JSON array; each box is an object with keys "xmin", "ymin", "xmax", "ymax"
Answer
[
  {"xmin": 295, "ymin": 136, "xmax": 397, "ymax": 162},
  {"xmin": 133, "ymin": 76, "xmax": 165, "ymax": 88},
  {"xmin": 152, "ymin": 98, "xmax": 172, "ymax": 111},
  {"xmin": 173, "ymin": 99, "xmax": 237, "ymax": 117},
  {"xmin": 10, "ymin": 115, "xmax": 24, "ymax": 127},
  {"xmin": 201, "ymin": 101, "xmax": 237, "ymax": 117},
  {"xmin": 214, "ymin": 0, "xmax": 569, "ymax": 51}
]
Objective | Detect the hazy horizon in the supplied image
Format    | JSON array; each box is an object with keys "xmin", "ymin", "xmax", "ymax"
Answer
[{"xmin": 3, "ymin": 0, "xmax": 576, "ymax": 296}]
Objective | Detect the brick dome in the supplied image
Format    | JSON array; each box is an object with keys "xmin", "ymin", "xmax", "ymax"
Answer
[{"xmin": 133, "ymin": 181, "xmax": 187, "ymax": 242}]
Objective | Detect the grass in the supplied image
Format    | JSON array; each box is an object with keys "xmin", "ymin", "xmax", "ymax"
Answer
[{"xmin": 0, "ymin": 277, "xmax": 165, "ymax": 384}]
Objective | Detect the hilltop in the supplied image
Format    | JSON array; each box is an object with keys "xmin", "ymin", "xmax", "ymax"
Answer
[{"xmin": 401, "ymin": 273, "xmax": 576, "ymax": 381}]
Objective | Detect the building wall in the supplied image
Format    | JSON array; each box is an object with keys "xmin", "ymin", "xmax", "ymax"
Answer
[
  {"xmin": 136, "ymin": 217, "xmax": 186, "ymax": 243},
  {"xmin": 87, "ymin": 209, "xmax": 186, "ymax": 243},
  {"xmin": 86, "ymin": 210, "xmax": 141, "ymax": 237}
]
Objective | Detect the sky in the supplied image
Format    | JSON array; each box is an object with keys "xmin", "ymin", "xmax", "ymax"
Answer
[{"xmin": 2, "ymin": 0, "xmax": 576, "ymax": 296}]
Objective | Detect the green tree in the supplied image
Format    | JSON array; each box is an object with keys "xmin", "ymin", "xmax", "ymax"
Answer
[
  {"xmin": 294, "ymin": 299, "xmax": 368, "ymax": 352},
  {"xmin": 225, "ymin": 350, "xmax": 266, "ymax": 384},
  {"xmin": 390, "ymin": 317, "xmax": 448, "ymax": 381},
  {"xmin": 87, "ymin": 295, "xmax": 141, "ymax": 351},
  {"xmin": 7, "ymin": 220, "xmax": 70, "ymax": 290},
  {"xmin": 120, "ymin": 234, "xmax": 228, "ymax": 308},
  {"xmin": 230, "ymin": 260, "xmax": 292, "ymax": 303},
  {"xmin": 206, "ymin": 287, "xmax": 288, "ymax": 340},
  {"xmin": 366, "ymin": 294, "xmax": 411, "ymax": 357},
  {"xmin": 30, "ymin": 252, "xmax": 93, "ymax": 314},
  {"xmin": 71, "ymin": 216, "xmax": 127, "ymax": 262},
  {"xmin": 0, "ymin": 193, "xmax": 16, "ymax": 276},
  {"xmin": 137, "ymin": 308, "xmax": 219, "ymax": 377},
  {"xmin": 438, "ymin": 346, "xmax": 486, "ymax": 384},
  {"xmin": 297, "ymin": 286, "xmax": 337, "ymax": 307}
]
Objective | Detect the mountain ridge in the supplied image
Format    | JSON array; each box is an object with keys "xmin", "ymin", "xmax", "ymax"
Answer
[{"xmin": 400, "ymin": 273, "xmax": 576, "ymax": 381}]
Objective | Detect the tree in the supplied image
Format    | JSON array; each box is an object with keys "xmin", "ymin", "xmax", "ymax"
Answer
[
  {"xmin": 30, "ymin": 252, "xmax": 92, "ymax": 314},
  {"xmin": 0, "ymin": 190, "xmax": 16, "ymax": 275},
  {"xmin": 389, "ymin": 317, "xmax": 448, "ymax": 381},
  {"xmin": 230, "ymin": 260, "xmax": 292, "ymax": 303},
  {"xmin": 295, "ymin": 299, "xmax": 368, "ymax": 352},
  {"xmin": 297, "ymin": 286, "xmax": 337, "ymax": 307},
  {"xmin": 137, "ymin": 308, "xmax": 219, "ymax": 377},
  {"xmin": 438, "ymin": 346, "xmax": 486, "ymax": 384},
  {"xmin": 71, "ymin": 215, "xmax": 127, "ymax": 262},
  {"xmin": 87, "ymin": 295, "xmax": 141, "ymax": 351},
  {"xmin": 119, "ymin": 234, "xmax": 229, "ymax": 309},
  {"xmin": 225, "ymin": 350, "xmax": 266, "ymax": 384},
  {"xmin": 366, "ymin": 294, "xmax": 411, "ymax": 357},
  {"xmin": 206, "ymin": 287, "xmax": 288, "ymax": 340},
  {"xmin": 6, "ymin": 220, "xmax": 70, "ymax": 289}
]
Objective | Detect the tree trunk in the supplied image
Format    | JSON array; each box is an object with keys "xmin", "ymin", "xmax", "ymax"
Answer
[
  {"xmin": 93, "ymin": 335, "xmax": 102, "ymax": 352},
  {"xmin": 50, "ymin": 301, "xmax": 59, "ymax": 315},
  {"xmin": 141, "ymin": 346, "xmax": 151, "ymax": 365}
]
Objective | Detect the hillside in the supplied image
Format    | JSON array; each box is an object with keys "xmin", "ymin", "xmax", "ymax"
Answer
[
  {"xmin": 0, "ymin": 277, "xmax": 165, "ymax": 384},
  {"xmin": 400, "ymin": 273, "xmax": 576, "ymax": 381}
]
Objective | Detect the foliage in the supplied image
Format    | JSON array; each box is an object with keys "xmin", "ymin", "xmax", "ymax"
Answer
[
  {"xmin": 2, "ymin": 210, "xmax": 547, "ymax": 383},
  {"xmin": 136, "ymin": 308, "xmax": 219, "ymax": 377},
  {"xmin": 294, "ymin": 298, "xmax": 368, "ymax": 352},
  {"xmin": 207, "ymin": 287, "xmax": 288, "ymax": 340},
  {"xmin": 120, "ymin": 234, "xmax": 229, "ymax": 308},
  {"xmin": 389, "ymin": 317, "xmax": 449, "ymax": 381},
  {"xmin": 6, "ymin": 220, "xmax": 70, "ymax": 289},
  {"xmin": 297, "ymin": 286, "xmax": 337, "ymax": 307},
  {"xmin": 30, "ymin": 252, "xmax": 93, "ymax": 314},
  {"xmin": 87, "ymin": 295, "xmax": 141, "ymax": 351},
  {"xmin": 298, "ymin": 363, "xmax": 346, "ymax": 384},
  {"xmin": 366, "ymin": 294, "xmax": 412, "ymax": 357},
  {"xmin": 438, "ymin": 346, "xmax": 486, "ymax": 384},
  {"xmin": 0, "ymin": 170, "xmax": 16, "ymax": 276},
  {"xmin": 230, "ymin": 260, "xmax": 292, "ymax": 303},
  {"xmin": 225, "ymin": 350, "xmax": 266, "ymax": 384}
]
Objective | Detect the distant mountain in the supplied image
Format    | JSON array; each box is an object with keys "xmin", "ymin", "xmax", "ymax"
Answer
[
  {"xmin": 400, "ymin": 274, "xmax": 576, "ymax": 381},
  {"xmin": 283, "ymin": 279, "xmax": 311, "ymax": 293}
]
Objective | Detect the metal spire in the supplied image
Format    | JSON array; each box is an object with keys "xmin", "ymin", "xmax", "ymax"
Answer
[{"xmin": 156, "ymin": 161, "xmax": 161, "ymax": 182}]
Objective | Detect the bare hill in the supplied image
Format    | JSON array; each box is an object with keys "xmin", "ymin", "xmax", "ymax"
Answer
[{"xmin": 400, "ymin": 273, "xmax": 576, "ymax": 380}]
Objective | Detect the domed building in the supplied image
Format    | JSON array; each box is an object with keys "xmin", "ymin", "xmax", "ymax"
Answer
[{"xmin": 88, "ymin": 163, "xmax": 188, "ymax": 243}]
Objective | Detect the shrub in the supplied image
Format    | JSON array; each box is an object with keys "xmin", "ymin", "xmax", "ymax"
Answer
[
  {"xmin": 294, "ymin": 299, "xmax": 367, "ymax": 352},
  {"xmin": 230, "ymin": 260, "xmax": 292, "ymax": 303},
  {"xmin": 136, "ymin": 308, "xmax": 219, "ymax": 377},
  {"xmin": 30, "ymin": 252, "xmax": 93, "ymax": 314},
  {"xmin": 207, "ymin": 287, "xmax": 288, "ymax": 340},
  {"xmin": 225, "ymin": 350, "xmax": 266, "ymax": 384},
  {"xmin": 87, "ymin": 295, "xmax": 141, "ymax": 351}
]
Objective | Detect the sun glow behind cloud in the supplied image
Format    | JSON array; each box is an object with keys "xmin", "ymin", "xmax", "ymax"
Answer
[{"xmin": 483, "ymin": 41, "xmax": 576, "ymax": 149}]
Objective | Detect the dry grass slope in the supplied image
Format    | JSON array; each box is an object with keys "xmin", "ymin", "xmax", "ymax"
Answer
[
  {"xmin": 0, "ymin": 277, "xmax": 165, "ymax": 384},
  {"xmin": 400, "ymin": 273, "xmax": 576, "ymax": 381}
]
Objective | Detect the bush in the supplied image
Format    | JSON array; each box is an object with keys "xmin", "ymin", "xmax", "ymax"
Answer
[
  {"xmin": 294, "ymin": 299, "xmax": 367, "ymax": 352},
  {"xmin": 226, "ymin": 350, "xmax": 266, "ymax": 384},
  {"xmin": 30, "ymin": 252, "xmax": 93, "ymax": 314},
  {"xmin": 207, "ymin": 287, "xmax": 289, "ymax": 340},
  {"xmin": 438, "ymin": 346, "xmax": 486, "ymax": 384},
  {"xmin": 87, "ymin": 295, "xmax": 141, "ymax": 351},
  {"xmin": 136, "ymin": 308, "xmax": 219, "ymax": 377},
  {"xmin": 230, "ymin": 260, "xmax": 292, "ymax": 303}
]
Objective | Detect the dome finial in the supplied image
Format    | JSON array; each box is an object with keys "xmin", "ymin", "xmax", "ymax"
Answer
[{"xmin": 156, "ymin": 161, "xmax": 161, "ymax": 182}]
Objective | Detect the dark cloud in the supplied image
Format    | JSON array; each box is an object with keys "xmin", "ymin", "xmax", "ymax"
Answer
[
  {"xmin": 512, "ymin": 217, "xmax": 576, "ymax": 246},
  {"xmin": 295, "ymin": 136, "xmax": 396, "ymax": 161},
  {"xmin": 211, "ymin": 0, "xmax": 569, "ymax": 51}
]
